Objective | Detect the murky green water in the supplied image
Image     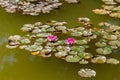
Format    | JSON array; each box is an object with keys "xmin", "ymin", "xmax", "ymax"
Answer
[{"xmin": 0, "ymin": 0, "xmax": 120, "ymax": 80}]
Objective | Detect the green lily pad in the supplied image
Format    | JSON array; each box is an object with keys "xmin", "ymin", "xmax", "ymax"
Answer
[
  {"xmin": 95, "ymin": 42, "xmax": 107, "ymax": 47},
  {"xmin": 78, "ymin": 52, "xmax": 85, "ymax": 58},
  {"xmin": 71, "ymin": 46, "xmax": 85, "ymax": 52},
  {"xmin": 93, "ymin": 31, "xmax": 100, "ymax": 36},
  {"xmin": 76, "ymin": 40, "xmax": 87, "ymax": 45},
  {"xmin": 65, "ymin": 55, "xmax": 81, "ymax": 62},
  {"xmin": 84, "ymin": 53, "xmax": 93, "ymax": 59},
  {"xmin": 69, "ymin": 51, "xmax": 77, "ymax": 55},
  {"xmin": 96, "ymin": 46, "xmax": 112, "ymax": 55}
]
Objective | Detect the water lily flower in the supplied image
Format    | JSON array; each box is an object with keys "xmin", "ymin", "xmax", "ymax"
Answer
[
  {"xmin": 48, "ymin": 35, "xmax": 57, "ymax": 42},
  {"xmin": 66, "ymin": 37, "xmax": 76, "ymax": 45}
]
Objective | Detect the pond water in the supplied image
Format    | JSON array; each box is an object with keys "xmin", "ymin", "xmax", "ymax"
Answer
[{"xmin": 0, "ymin": 0, "xmax": 120, "ymax": 80}]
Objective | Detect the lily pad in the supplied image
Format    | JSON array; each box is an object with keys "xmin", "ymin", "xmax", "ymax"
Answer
[
  {"xmin": 78, "ymin": 68, "xmax": 96, "ymax": 77},
  {"xmin": 65, "ymin": 55, "xmax": 81, "ymax": 62}
]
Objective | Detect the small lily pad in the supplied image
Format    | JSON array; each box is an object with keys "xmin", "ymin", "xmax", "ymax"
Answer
[{"xmin": 65, "ymin": 55, "xmax": 81, "ymax": 62}]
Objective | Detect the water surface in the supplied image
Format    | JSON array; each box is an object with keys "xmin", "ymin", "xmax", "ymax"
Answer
[{"xmin": 0, "ymin": 0, "xmax": 120, "ymax": 80}]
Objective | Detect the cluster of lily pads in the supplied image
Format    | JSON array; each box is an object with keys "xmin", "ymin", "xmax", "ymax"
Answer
[
  {"xmin": 93, "ymin": 0, "xmax": 120, "ymax": 18},
  {"xmin": 0, "ymin": 0, "xmax": 79, "ymax": 16},
  {"xmin": 6, "ymin": 17, "xmax": 120, "ymax": 77}
]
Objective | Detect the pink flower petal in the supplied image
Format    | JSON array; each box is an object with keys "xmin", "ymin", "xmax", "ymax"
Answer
[
  {"xmin": 48, "ymin": 35, "xmax": 57, "ymax": 42},
  {"xmin": 66, "ymin": 37, "xmax": 76, "ymax": 45}
]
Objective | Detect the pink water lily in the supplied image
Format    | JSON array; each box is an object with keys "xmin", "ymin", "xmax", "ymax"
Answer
[
  {"xmin": 66, "ymin": 37, "xmax": 76, "ymax": 45},
  {"xmin": 48, "ymin": 35, "xmax": 57, "ymax": 42}
]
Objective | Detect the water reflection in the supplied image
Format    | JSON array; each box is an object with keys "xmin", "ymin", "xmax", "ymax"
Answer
[
  {"xmin": 28, "ymin": 55, "xmax": 36, "ymax": 62},
  {"xmin": 0, "ymin": 52, "xmax": 18, "ymax": 71},
  {"xmin": 0, "ymin": 33, "xmax": 9, "ymax": 47}
]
